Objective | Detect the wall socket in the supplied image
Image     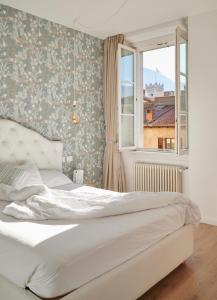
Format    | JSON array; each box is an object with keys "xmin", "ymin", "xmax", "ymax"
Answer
[{"xmin": 73, "ymin": 170, "xmax": 84, "ymax": 184}]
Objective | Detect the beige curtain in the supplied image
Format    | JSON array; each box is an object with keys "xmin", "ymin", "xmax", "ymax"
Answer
[{"xmin": 103, "ymin": 34, "xmax": 126, "ymax": 192}]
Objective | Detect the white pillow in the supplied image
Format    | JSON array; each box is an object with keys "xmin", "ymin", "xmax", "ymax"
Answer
[
  {"xmin": 0, "ymin": 163, "xmax": 42, "ymax": 189},
  {"xmin": 0, "ymin": 163, "xmax": 43, "ymax": 201},
  {"xmin": 39, "ymin": 170, "xmax": 72, "ymax": 188}
]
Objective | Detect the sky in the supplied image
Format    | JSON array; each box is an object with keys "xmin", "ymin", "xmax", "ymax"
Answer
[
  {"xmin": 143, "ymin": 46, "xmax": 175, "ymax": 81},
  {"xmin": 121, "ymin": 44, "xmax": 186, "ymax": 89}
]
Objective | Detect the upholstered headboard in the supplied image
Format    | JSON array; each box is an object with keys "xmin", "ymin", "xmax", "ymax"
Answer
[{"xmin": 0, "ymin": 119, "xmax": 63, "ymax": 170}]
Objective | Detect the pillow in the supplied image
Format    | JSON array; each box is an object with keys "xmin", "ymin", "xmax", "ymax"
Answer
[
  {"xmin": 0, "ymin": 163, "xmax": 43, "ymax": 189},
  {"xmin": 0, "ymin": 163, "xmax": 43, "ymax": 201},
  {"xmin": 39, "ymin": 170, "xmax": 72, "ymax": 188}
]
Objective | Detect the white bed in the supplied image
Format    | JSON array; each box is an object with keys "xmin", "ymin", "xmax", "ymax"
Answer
[{"xmin": 0, "ymin": 119, "xmax": 195, "ymax": 300}]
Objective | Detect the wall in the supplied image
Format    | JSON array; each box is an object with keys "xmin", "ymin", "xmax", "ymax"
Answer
[
  {"xmin": 0, "ymin": 4, "xmax": 105, "ymax": 187},
  {"xmin": 188, "ymin": 9, "xmax": 217, "ymax": 225}
]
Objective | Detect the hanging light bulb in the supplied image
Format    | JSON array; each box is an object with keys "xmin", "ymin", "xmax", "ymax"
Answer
[
  {"xmin": 71, "ymin": 100, "xmax": 79, "ymax": 124},
  {"xmin": 71, "ymin": 111, "xmax": 80, "ymax": 124}
]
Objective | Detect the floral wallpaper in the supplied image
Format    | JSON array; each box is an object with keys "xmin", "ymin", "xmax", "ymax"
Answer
[{"xmin": 0, "ymin": 4, "xmax": 105, "ymax": 187}]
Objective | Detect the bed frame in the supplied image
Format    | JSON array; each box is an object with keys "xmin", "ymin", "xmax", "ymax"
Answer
[
  {"xmin": 0, "ymin": 119, "xmax": 194, "ymax": 300},
  {"xmin": 0, "ymin": 119, "xmax": 62, "ymax": 171},
  {"xmin": 0, "ymin": 225, "xmax": 194, "ymax": 300}
]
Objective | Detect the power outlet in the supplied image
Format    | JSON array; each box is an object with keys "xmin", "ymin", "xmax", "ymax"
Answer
[{"xmin": 73, "ymin": 170, "xmax": 84, "ymax": 184}]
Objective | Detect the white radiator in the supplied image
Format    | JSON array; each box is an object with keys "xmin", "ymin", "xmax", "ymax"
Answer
[{"xmin": 134, "ymin": 163, "xmax": 183, "ymax": 193}]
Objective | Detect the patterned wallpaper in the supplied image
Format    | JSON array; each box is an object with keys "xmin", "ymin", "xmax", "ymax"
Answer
[{"xmin": 0, "ymin": 4, "xmax": 105, "ymax": 187}]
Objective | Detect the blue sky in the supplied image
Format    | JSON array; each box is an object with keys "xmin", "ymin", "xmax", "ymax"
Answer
[
  {"xmin": 121, "ymin": 46, "xmax": 175, "ymax": 89},
  {"xmin": 121, "ymin": 44, "xmax": 186, "ymax": 94},
  {"xmin": 143, "ymin": 46, "xmax": 175, "ymax": 82}
]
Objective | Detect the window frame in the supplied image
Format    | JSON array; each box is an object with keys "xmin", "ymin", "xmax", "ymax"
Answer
[
  {"xmin": 118, "ymin": 28, "xmax": 188, "ymax": 156},
  {"xmin": 176, "ymin": 27, "xmax": 188, "ymax": 155}
]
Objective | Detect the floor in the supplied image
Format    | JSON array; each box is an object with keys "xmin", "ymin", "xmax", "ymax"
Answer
[{"xmin": 139, "ymin": 224, "xmax": 217, "ymax": 300}]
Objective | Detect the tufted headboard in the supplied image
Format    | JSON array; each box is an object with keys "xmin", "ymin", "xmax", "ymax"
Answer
[{"xmin": 0, "ymin": 119, "xmax": 63, "ymax": 170}]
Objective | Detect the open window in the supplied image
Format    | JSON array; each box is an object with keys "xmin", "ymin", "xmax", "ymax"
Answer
[
  {"xmin": 118, "ymin": 44, "xmax": 136, "ymax": 150},
  {"xmin": 118, "ymin": 26, "xmax": 188, "ymax": 155}
]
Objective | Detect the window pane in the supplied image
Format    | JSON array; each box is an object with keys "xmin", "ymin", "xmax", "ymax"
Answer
[
  {"xmin": 180, "ymin": 75, "xmax": 187, "ymax": 112},
  {"xmin": 179, "ymin": 114, "xmax": 188, "ymax": 150},
  {"xmin": 180, "ymin": 38, "xmax": 187, "ymax": 74},
  {"xmin": 165, "ymin": 138, "xmax": 175, "ymax": 150},
  {"xmin": 121, "ymin": 48, "xmax": 134, "ymax": 83},
  {"xmin": 177, "ymin": 28, "xmax": 188, "ymax": 154},
  {"xmin": 119, "ymin": 45, "xmax": 136, "ymax": 149},
  {"xmin": 171, "ymin": 138, "xmax": 175, "ymax": 150},
  {"xmin": 121, "ymin": 84, "xmax": 134, "ymax": 114},
  {"xmin": 121, "ymin": 115, "xmax": 134, "ymax": 147}
]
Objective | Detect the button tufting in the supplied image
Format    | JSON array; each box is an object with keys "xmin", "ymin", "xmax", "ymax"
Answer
[{"xmin": 0, "ymin": 119, "xmax": 63, "ymax": 170}]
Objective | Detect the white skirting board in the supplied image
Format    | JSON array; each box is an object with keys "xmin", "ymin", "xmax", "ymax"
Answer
[
  {"xmin": 0, "ymin": 225, "xmax": 194, "ymax": 300},
  {"xmin": 201, "ymin": 218, "xmax": 217, "ymax": 226}
]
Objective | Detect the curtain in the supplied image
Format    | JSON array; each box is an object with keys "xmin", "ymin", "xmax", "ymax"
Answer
[{"xmin": 103, "ymin": 34, "xmax": 126, "ymax": 192}]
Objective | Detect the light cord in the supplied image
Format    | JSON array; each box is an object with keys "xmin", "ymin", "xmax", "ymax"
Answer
[{"xmin": 73, "ymin": 0, "xmax": 129, "ymax": 31}]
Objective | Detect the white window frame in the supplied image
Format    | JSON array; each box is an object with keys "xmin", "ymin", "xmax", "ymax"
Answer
[
  {"xmin": 118, "ymin": 44, "xmax": 137, "ymax": 150},
  {"xmin": 176, "ymin": 27, "xmax": 188, "ymax": 155},
  {"xmin": 118, "ymin": 28, "xmax": 188, "ymax": 156}
]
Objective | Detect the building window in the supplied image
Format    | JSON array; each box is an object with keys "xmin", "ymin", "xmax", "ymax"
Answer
[
  {"xmin": 157, "ymin": 137, "xmax": 175, "ymax": 150},
  {"xmin": 165, "ymin": 138, "xmax": 175, "ymax": 150},
  {"xmin": 118, "ymin": 27, "xmax": 188, "ymax": 155},
  {"xmin": 158, "ymin": 137, "xmax": 163, "ymax": 149}
]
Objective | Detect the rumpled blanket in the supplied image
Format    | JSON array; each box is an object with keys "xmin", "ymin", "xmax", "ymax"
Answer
[{"xmin": 2, "ymin": 184, "xmax": 201, "ymax": 223}]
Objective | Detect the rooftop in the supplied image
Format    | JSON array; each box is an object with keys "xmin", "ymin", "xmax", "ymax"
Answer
[{"xmin": 144, "ymin": 95, "xmax": 175, "ymax": 128}]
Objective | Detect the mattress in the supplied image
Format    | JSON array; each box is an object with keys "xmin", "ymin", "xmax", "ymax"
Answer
[{"xmin": 0, "ymin": 184, "xmax": 187, "ymax": 299}]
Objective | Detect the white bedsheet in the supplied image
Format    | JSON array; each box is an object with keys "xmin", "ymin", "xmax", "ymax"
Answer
[
  {"xmin": 3, "ymin": 184, "xmax": 199, "ymax": 222},
  {"xmin": 0, "ymin": 184, "xmax": 198, "ymax": 298}
]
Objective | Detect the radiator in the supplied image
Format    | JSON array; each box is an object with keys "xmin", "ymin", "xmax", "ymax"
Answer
[{"xmin": 134, "ymin": 163, "xmax": 183, "ymax": 193}]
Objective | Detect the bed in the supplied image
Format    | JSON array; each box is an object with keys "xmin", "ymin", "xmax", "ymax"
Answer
[{"xmin": 0, "ymin": 119, "xmax": 196, "ymax": 300}]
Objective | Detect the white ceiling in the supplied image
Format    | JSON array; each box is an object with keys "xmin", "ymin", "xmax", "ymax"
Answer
[{"xmin": 1, "ymin": 0, "xmax": 217, "ymax": 39}]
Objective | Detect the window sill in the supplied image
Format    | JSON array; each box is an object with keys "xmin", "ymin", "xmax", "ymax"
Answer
[{"xmin": 121, "ymin": 148, "xmax": 189, "ymax": 168}]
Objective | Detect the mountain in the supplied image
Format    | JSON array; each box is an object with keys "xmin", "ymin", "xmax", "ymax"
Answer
[{"xmin": 143, "ymin": 68, "xmax": 175, "ymax": 91}]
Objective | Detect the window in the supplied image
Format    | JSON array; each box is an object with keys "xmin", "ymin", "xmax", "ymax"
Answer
[
  {"xmin": 165, "ymin": 138, "xmax": 175, "ymax": 150},
  {"xmin": 158, "ymin": 137, "xmax": 163, "ymax": 149},
  {"xmin": 118, "ymin": 26, "xmax": 188, "ymax": 155},
  {"xmin": 157, "ymin": 137, "xmax": 175, "ymax": 150}
]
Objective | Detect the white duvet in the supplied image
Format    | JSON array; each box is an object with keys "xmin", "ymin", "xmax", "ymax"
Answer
[
  {"xmin": 0, "ymin": 184, "xmax": 201, "ymax": 298},
  {"xmin": 2, "ymin": 184, "xmax": 200, "ymax": 223}
]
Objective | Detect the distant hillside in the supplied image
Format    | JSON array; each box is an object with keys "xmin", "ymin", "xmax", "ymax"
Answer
[{"xmin": 143, "ymin": 68, "xmax": 175, "ymax": 91}]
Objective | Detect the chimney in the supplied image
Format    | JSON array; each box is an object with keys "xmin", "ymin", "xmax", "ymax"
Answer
[{"xmin": 146, "ymin": 109, "xmax": 153, "ymax": 121}]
